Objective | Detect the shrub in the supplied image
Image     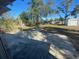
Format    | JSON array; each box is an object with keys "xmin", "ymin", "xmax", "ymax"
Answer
[{"xmin": 0, "ymin": 18, "xmax": 18, "ymax": 32}]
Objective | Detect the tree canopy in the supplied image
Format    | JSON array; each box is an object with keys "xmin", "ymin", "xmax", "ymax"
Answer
[
  {"xmin": 55, "ymin": 0, "xmax": 79, "ymax": 20},
  {"xmin": 19, "ymin": 0, "xmax": 79, "ymax": 25}
]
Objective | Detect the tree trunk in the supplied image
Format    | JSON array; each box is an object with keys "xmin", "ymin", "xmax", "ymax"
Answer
[{"xmin": 36, "ymin": 16, "xmax": 39, "ymax": 28}]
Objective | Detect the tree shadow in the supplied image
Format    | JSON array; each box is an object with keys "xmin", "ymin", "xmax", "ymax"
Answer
[
  {"xmin": 40, "ymin": 27, "xmax": 79, "ymax": 59},
  {"xmin": 1, "ymin": 28, "xmax": 79, "ymax": 59},
  {"xmin": 42, "ymin": 27, "xmax": 79, "ymax": 53},
  {"xmin": 0, "ymin": 31, "xmax": 57, "ymax": 59}
]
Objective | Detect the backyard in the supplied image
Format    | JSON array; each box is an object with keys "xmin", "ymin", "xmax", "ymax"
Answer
[
  {"xmin": 0, "ymin": 24, "xmax": 78, "ymax": 59},
  {"xmin": 0, "ymin": 0, "xmax": 79, "ymax": 59}
]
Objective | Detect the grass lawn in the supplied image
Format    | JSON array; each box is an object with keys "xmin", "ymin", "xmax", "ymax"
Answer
[
  {"xmin": 22, "ymin": 26, "xmax": 34, "ymax": 31},
  {"xmin": 40, "ymin": 24, "xmax": 79, "ymax": 31}
]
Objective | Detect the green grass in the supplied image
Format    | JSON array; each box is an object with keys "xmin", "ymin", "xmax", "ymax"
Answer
[
  {"xmin": 21, "ymin": 24, "xmax": 79, "ymax": 32},
  {"xmin": 40, "ymin": 24, "xmax": 66, "ymax": 29},
  {"xmin": 40, "ymin": 24, "xmax": 79, "ymax": 31},
  {"xmin": 22, "ymin": 26, "xmax": 34, "ymax": 31}
]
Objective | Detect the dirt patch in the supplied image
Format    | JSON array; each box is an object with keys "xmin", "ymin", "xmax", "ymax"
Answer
[{"xmin": 66, "ymin": 26, "xmax": 79, "ymax": 31}]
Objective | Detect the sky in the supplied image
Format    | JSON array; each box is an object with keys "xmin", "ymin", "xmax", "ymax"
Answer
[{"xmin": 7, "ymin": 0, "xmax": 79, "ymax": 19}]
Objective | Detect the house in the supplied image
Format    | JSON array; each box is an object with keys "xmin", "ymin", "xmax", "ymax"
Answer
[{"xmin": 67, "ymin": 18, "xmax": 79, "ymax": 26}]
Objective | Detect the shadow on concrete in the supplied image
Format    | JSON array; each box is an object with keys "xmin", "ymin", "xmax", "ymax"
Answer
[
  {"xmin": 0, "ymin": 28, "xmax": 79, "ymax": 59},
  {"xmin": 0, "ymin": 32, "xmax": 57, "ymax": 59},
  {"xmin": 42, "ymin": 27, "xmax": 79, "ymax": 53}
]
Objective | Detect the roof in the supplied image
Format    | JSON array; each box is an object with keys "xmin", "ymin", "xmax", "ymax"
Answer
[
  {"xmin": 0, "ymin": 6, "xmax": 10, "ymax": 15},
  {"xmin": 0, "ymin": 0, "xmax": 15, "ymax": 6},
  {"xmin": 0, "ymin": 0, "xmax": 15, "ymax": 15}
]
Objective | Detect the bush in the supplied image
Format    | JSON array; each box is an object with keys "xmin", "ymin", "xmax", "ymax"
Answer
[{"xmin": 0, "ymin": 18, "xmax": 18, "ymax": 32}]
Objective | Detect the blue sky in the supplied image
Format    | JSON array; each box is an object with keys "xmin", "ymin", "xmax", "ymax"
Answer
[{"xmin": 7, "ymin": 0, "xmax": 79, "ymax": 19}]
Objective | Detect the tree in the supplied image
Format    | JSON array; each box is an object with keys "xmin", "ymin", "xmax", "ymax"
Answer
[
  {"xmin": 28, "ymin": 0, "xmax": 44, "ymax": 26},
  {"xmin": 27, "ymin": 0, "xmax": 54, "ymax": 26},
  {"xmin": 42, "ymin": 0, "xmax": 54, "ymax": 21},
  {"xmin": 0, "ymin": 14, "xmax": 18, "ymax": 32},
  {"xmin": 20, "ymin": 12, "xmax": 29, "ymax": 23},
  {"xmin": 20, "ymin": 0, "xmax": 55, "ymax": 26},
  {"xmin": 71, "ymin": 5, "xmax": 79, "ymax": 18},
  {"xmin": 20, "ymin": 11, "xmax": 36, "ymax": 26},
  {"xmin": 54, "ymin": 0, "xmax": 79, "ymax": 25},
  {"xmin": 56, "ymin": 0, "xmax": 73, "ymax": 20}
]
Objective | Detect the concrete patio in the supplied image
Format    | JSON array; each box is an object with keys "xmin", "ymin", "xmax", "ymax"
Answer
[{"xmin": 1, "ymin": 29, "xmax": 79, "ymax": 59}]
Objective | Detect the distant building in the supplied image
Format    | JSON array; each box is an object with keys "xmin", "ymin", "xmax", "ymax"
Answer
[{"xmin": 67, "ymin": 18, "xmax": 79, "ymax": 26}]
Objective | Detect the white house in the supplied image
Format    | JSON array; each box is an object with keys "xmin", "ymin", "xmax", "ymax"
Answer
[{"xmin": 67, "ymin": 18, "xmax": 79, "ymax": 26}]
